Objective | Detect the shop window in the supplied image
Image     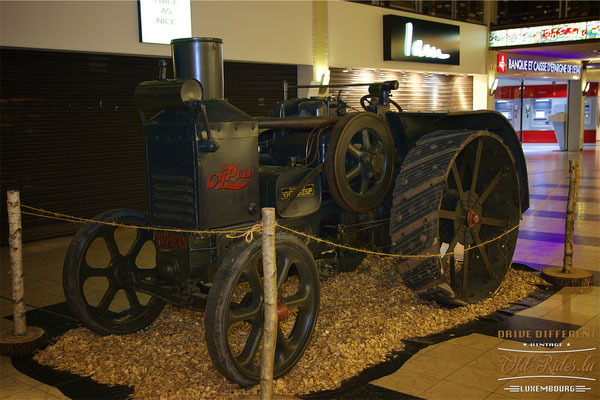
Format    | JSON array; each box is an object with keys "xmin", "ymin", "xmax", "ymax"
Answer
[
  {"xmin": 388, "ymin": 1, "xmax": 418, "ymax": 12},
  {"xmin": 422, "ymin": 0, "xmax": 453, "ymax": 19},
  {"xmin": 495, "ymin": 0, "xmax": 560, "ymax": 26},
  {"xmin": 346, "ymin": 1, "xmax": 486, "ymax": 24},
  {"xmin": 456, "ymin": 1, "xmax": 484, "ymax": 24},
  {"xmin": 566, "ymin": 1, "xmax": 600, "ymax": 18}
]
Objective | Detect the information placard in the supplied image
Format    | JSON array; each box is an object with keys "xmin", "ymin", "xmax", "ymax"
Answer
[{"xmin": 138, "ymin": 0, "xmax": 192, "ymax": 45}]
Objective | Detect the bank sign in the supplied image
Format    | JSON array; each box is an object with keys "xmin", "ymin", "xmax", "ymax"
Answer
[
  {"xmin": 383, "ymin": 15, "xmax": 460, "ymax": 65},
  {"xmin": 497, "ymin": 53, "xmax": 582, "ymax": 76}
]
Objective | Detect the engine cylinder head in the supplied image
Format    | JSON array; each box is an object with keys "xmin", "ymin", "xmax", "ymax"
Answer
[{"xmin": 171, "ymin": 37, "xmax": 224, "ymax": 100}]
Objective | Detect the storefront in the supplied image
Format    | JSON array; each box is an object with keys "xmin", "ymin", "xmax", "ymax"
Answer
[
  {"xmin": 488, "ymin": 19, "xmax": 600, "ymax": 149},
  {"xmin": 326, "ymin": 9, "xmax": 484, "ymax": 112},
  {"xmin": 491, "ymin": 53, "xmax": 598, "ymax": 145}
]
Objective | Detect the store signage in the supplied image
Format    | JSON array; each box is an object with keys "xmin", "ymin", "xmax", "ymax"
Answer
[
  {"xmin": 138, "ymin": 0, "xmax": 192, "ymax": 45},
  {"xmin": 384, "ymin": 15, "xmax": 460, "ymax": 65},
  {"xmin": 497, "ymin": 54, "xmax": 507, "ymax": 73},
  {"xmin": 498, "ymin": 54, "xmax": 582, "ymax": 75},
  {"xmin": 489, "ymin": 20, "xmax": 599, "ymax": 47}
]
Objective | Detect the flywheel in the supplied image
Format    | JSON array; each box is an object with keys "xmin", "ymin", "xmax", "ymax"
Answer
[
  {"xmin": 390, "ymin": 130, "xmax": 521, "ymax": 304},
  {"xmin": 325, "ymin": 112, "xmax": 395, "ymax": 213}
]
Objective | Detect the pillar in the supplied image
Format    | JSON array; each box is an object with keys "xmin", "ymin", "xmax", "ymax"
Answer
[
  {"xmin": 566, "ymin": 79, "xmax": 584, "ymax": 152},
  {"xmin": 313, "ymin": 0, "xmax": 329, "ymax": 86}
]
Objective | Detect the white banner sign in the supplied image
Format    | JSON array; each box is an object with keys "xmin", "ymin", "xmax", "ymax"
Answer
[{"xmin": 138, "ymin": 0, "xmax": 192, "ymax": 45}]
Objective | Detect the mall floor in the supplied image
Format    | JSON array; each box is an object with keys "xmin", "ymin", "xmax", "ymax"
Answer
[{"xmin": 0, "ymin": 144, "xmax": 599, "ymax": 400}]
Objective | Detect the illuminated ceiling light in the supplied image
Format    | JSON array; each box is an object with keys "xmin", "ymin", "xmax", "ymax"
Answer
[
  {"xmin": 489, "ymin": 78, "xmax": 499, "ymax": 96},
  {"xmin": 315, "ymin": 64, "xmax": 330, "ymax": 85}
]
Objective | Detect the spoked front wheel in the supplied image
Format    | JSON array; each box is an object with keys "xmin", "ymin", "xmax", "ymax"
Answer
[
  {"xmin": 205, "ymin": 234, "xmax": 320, "ymax": 386},
  {"xmin": 63, "ymin": 209, "xmax": 166, "ymax": 335}
]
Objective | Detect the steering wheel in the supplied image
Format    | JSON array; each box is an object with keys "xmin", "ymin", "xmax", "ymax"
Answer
[{"xmin": 360, "ymin": 95, "xmax": 402, "ymax": 113}]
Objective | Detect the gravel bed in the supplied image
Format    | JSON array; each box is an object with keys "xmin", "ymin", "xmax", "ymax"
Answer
[{"xmin": 35, "ymin": 257, "xmax": 548, "ymax": 399}]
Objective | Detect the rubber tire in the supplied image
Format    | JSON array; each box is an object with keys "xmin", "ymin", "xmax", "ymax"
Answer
[
  {"xmin": 205, "ymin": 233, "xmax": 320, "ymax": 386},
  {"xmin": 63, "ymin": 209, "xmax": 166, "ymax": 335}
]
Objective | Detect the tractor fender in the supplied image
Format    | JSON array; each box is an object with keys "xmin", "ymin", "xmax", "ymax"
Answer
[{"xmin": 386, "ymin": 110, "xmax": 529, "ymax": 213}]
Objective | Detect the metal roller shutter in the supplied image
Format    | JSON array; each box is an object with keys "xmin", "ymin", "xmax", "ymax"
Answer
[{"xmin": 0, "ymin": 48, "xmax": 297, "ymax": 243}]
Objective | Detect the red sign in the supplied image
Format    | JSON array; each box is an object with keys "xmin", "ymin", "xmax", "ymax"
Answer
[
  {"xmin": 207, "ymin": 163, "xmax": 252, "ymax": 191},
  {"xmin": 497, "ymin": 53, "xmax": 507, "ymax": 73},
  {"xmin": 541, "ymin": 26, "xmax": 583, "ymax": 41},
  {"xmin": 153, "ymin": 232, "xmax": 188, "ymax": 249}
]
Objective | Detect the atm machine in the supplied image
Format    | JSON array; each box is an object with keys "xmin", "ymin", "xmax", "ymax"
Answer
[
  {"xmin": 495, "ymin": 99, "xmax": 520, "ymax": 131},
  {"xmin": 494, "ymin": 83, "xmax": 598, "ymax": 143},
  {"xmin": 584, "ymin": 97, "xmax": 597, "ymax": 131},
  {"xmin": 530, "ymin": 98, "xmax": 552, "ymax": 130}
]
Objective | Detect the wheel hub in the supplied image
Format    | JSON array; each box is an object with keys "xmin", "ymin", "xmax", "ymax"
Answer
[
  {"xmin": 371, "ymin": 153, "xmax": 385, "ymax": 175},
  {"xmin": 455, "ymin": 191, "xmax": 483, "ymax": 237},
  {"xmin": 466, "ymin": 209, "xmax": 480, "ymax": 228},
  {"xmin": 277, "ymin": 298, "xmax": 289, "ymax": 321},
  {"xmin": 113, "ymin": 258, "xmax": 134, "ymax": 285}
]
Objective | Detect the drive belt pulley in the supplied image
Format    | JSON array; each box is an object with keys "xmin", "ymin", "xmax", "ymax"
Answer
[
  {"xmin": 389, "ymin": 130, "xmax": 521, "ymax": 304},
  {"xmin": 325, "ymin": 112, "xmax": 396, "ymax": 213}
]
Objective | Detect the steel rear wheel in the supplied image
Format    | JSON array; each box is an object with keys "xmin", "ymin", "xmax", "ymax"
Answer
[
  {"xmin": 63, "ymin": 209, "xmax": 166, "ymax": 335},
  {"xmin": 205, "ymin": 234, "xmax": 319, "ymax": 386},
  {"xmin": 390, "ymin": 130, "xmax": 521, "ymax": 304},
  {"xmin": 325, "ymin": 112, "xmax": 395, "ymax": 213}
]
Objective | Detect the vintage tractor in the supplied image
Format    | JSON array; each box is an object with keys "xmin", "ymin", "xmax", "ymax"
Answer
[{"xmin": 62, "ymin": 38, "xmax": 529, "ymax": 385}]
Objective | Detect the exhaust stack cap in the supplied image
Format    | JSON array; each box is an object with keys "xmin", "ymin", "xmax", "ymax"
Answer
[{"xmin": 171, "ymin": 37, "xmax": 224, "ymax": 100}]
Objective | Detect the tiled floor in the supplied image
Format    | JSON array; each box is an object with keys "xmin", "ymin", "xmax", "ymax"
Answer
[{"xmin": 1, "ymin": 143, "xmax": 599, "ymax": 399}]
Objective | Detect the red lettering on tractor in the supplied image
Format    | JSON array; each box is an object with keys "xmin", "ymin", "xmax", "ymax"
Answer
[
  {"xmin": 153, "ymin": 232, "xmax": 188, "ymax": 249},
  {"xmin": 207, "ymin": 163, "xmax": 252, "ymax": 191}
]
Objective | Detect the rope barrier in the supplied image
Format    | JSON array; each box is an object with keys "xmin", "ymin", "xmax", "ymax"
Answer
[
  {"xmin": 278, "ymin": 172, "xmax": 568, "ymax": 259},
  {"xmin": 19, "ymin": 172, "xmax": 567, "ymax": 259},
  {"xmin": 20, "ymin": 205, "xmax": 260, "ymax": 238}
]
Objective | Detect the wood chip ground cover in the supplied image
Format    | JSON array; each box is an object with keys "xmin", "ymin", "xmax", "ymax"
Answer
[{"xmin": 34, "ymin": 258, "xmax": 547, "ymax": 399}]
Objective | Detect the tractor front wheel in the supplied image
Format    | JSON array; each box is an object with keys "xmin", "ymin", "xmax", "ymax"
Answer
[
  {"xmin": 63, "ymin": 209, "xmax": 166, "ymax": 335},
  {"xmin": 205, "ymin": 234, "xmax": 320, "ymax": 386}
]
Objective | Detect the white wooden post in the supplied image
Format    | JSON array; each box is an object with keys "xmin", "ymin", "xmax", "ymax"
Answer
[
  {"xmin": 542, "ymin": 159, "xmax": 592, "ymax": 287},
  {"xmin": 7, "ymin": 190, "xmax": 26, "ymax": 336},
  {"xmin": 260, "ymin": 208, "xmax": 277, "ymax": 400},
  {"xmin": 562, "ymin": 159, "xmax": 579, "ymax": 274}
]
